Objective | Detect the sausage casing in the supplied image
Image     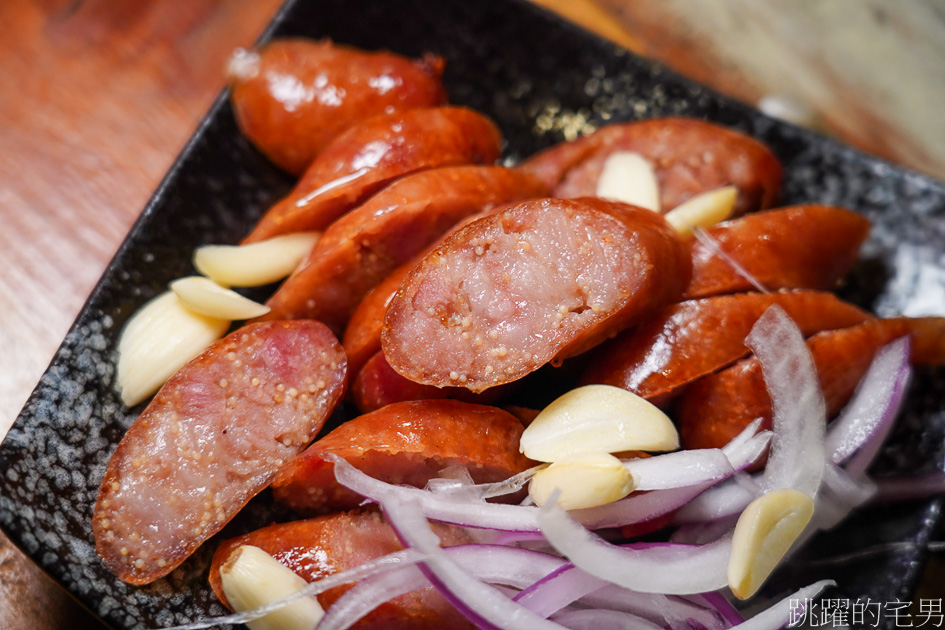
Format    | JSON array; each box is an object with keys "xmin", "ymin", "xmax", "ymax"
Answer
[
  {"xmin": 519, "ymin": 117, "xmax": 782, "ymax": 215},
  {"xmin": 244, "ymin": 107, "xmax": 502, "ymax": 242},
  {"xmin": 229, "ymin": 38, "xmax": 447, "ymax": 174}
]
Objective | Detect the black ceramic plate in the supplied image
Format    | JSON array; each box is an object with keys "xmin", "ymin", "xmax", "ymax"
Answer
[{"xmin": 2, "ymin": 0, "xmax": 944, "ymax": 628}]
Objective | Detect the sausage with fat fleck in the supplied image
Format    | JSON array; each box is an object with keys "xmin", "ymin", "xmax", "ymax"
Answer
[{"xmin": 93, "ymin": 320, "xmax": 347, "ymax": 584}]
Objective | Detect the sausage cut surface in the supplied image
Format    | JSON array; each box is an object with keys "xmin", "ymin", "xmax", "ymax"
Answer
[
  {"xmin": 383, "ymin": 197, "xmax": 690, "ymax": 392},
  {"xmin": 260, "ymin": 166, "xmax": 548, "ymax": 333},
  {"xmin": 93, "ymin": 320, "xmax": 347, "ymax": 584}
]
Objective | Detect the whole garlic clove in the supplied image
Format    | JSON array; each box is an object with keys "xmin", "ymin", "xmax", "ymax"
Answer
[
  {"xmin": 528, "ymin": 452, "xmax": 635, "ymax": 510},
  {"xmin": 595, "ymin": 151, "xmax": 661, "ymax": 213},
  {"xmin": 220, "ymin": 545, "xmax": 324, "ymax": 630},
  {"xmin": 194, "ymin": 231, "xmax": 320, "ymax": 287},
  {"xmin": 728, "ymin": 488, "xmax": 815, "ymax": 600},
  {"xmin": 116, "ymin": 291, "xmax": 229, "ymax": 407},
  {"xmin": 519, "ymin": 384, "xmax": 679, "ymax": 462},
  {"xmin": 170, "ymin": 276, "xmax": 270, "ymax": 320},
  {"xmin": 664, "ymin": 186, "xmax": 738, "ymax": 239}
]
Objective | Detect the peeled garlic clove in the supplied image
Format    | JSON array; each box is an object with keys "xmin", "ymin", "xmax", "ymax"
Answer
[
  {"xmin": 221, "ymin": 545, "xmax": 324, "ymax": 630},
  {"xmin": 117, "ymin": 291, "xmax": 229, "ymax": 407},
  {"xmin": 519, "ymin": 384, "xmax": 679, "ymax": 462},
  {"xmin": 595, "ymin": 151, "xmax": 661, "ymax": 213},
  {"xmin": 728, "ymin": 488, "xmax": 815, "ymax": 600},
  {"xmin": 528, "ymin": 452, "xmax": 635, "ymax": 510},
  {"xmin": 171, "ymin": 276, "xmax": 270, "ymax": 320},
  {"xmin": 664, "ymin": 186, "xmax": 738, "ymax": 239},
  {"xmin": 194, "ymin": 231, "xmax": 320, "ymax": 287}
]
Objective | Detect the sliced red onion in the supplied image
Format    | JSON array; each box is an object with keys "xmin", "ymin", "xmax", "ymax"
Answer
[
  {"xmin": 538, "ymin": 500, "xmax": 732, "ymax": 594},
  {"xmin": 315, "ymin": 564, "xmax": 429, "ymax": 630},
  {"xmin": 728, "ymin": 580, "xmax": 834, "ymax": 630},
  {"xmin": 696, "ymin": 591, "xmax": 745, "ymax": 628},
  {"xmin": 551, "ymin": 608, "xmax": 665, "ymax": 630},
  {"xmin": 623, "ymin": 449, "xmax": 735, "ymax": 491},
  {"xmin": 747, "ymin": 305, "xmax": 826, "ymax": 497},
  {"xmin": 427, "ymin": 466, "xmax": 543, "ymax": 501},
  {"xmin": 670, "ymin": 516, "xmax": 739, "ymax": 545},
  {"xmin": 446, "ymin": 544, "xmax": 568, "ymax": 588},
  {"xmin": 381, "ymin": 496, "xmax": 567, "ymax": 630},
  {"xmin": 332, "ymin": 454, "xmax": 543, "ymax": 532},
  {"xmin": 827, "ymin": 337, "xmax": 911, "ymax": 475},
  {"xmin": 672, "ymin": 477, "xmax": 758, "ymax": 526},
  {"xmin": 723, "ymin": 431, "xmax": 772, "ymax": 472},
  {"xmin": 722, "ymin": 418, "xmax": 765, "ymax": 456},
  {"xmin": 576, "ymin": 479, "xmax": 725, "ymax": 531},
  {"xmin": 316, "ymin": 545, "xmax": 568, "ymax": 630},
  {"xmin": 514, "ymin": 565, "xmax": 606, "ymax": 618}
]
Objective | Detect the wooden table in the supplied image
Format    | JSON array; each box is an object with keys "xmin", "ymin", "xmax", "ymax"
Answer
[{"xmin": 1, "ymin": 0, "xmax": 942, "ymax": 627}]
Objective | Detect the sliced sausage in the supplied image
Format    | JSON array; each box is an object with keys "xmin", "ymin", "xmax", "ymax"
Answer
[
  {"xmin": 351, "ymin": 350, "xmax": 514, "ymax": 413},
  {"xmin": 677, "ymin": 317, "xmax": 945, "ymax": 451},
  {"xmin": 582, "ymin": 291, "xmax": 872, "ymax": 405},
  {"xmin": 271, "ymin": 399, "xmax": 533, "ymax": 515},
  {"xmin": 93, "ymin": 320, "xmax": 347, "ymax": 585},
  {"xmin": 259, "ymin": 166, "xmax": 548, "ymax": 333},
  {"xmin": 686, "ymin": 205, "xmax": 870, "ymax": 299},
  {"xmin": 243, "ymin": 107, "xmax": 502, "ymax": 242},
  {"xmin": 383, "ymin": 197, "xmax": 691, "ymax": 392},
  {"xmin": 344, "ymin": 261, "xmax": 415, "ymax": 377},
  {"xmin": 209, "ymin": 510, "xmax": 472, "ymax": 629},
  {"xmin": 519, "ymin": 118, "xmax": 782, "ymax": 215},
  {"xmin": 342, "ymin": 209, "xmax": 503, "ymax": 377},
  {"xmin": 228, "ymin": 38, "xmax": 447, "ymax": 174}
]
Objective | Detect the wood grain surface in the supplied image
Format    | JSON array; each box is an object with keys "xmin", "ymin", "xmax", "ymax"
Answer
[{"xmin": 0, "ymin": 0, "xmax": 942, "ymax": 628}]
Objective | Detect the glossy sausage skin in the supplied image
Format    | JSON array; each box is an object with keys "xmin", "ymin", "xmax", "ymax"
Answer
[
  {"xmin": 519, "ymin": 118, "xmax": 782, "ymax": 215},
  {"xmin": 93, "ymin": 320, "xmax": 347, "ymax": 585},
  {"xmin": 344, "ymin": 261, "xmax": 415, "ymax": 377},
  {"xmin": 383, "ymin": 197, "xmax": 691, "ymax": 392},
  {"xmin": 229, "ymin": 38, "xmax": 447, "ymax": 174},
  {"xmin": 686, "ymin": 205, "xmax": 870, "ymax": 299},
  {"xmin": 244, "ymin": 107, "xmax": 502, "ymax": 242},
  {"xmin": 209, "ymin": 511, "xmax": 472, "ymax": 629},
  {"xmin": 272, "ymin": 399, "xmax": 532, "ymax": 515},
  {"xmin": 677, "ymin": 317, "xmax": 945, "ymax": 451},
  {"xmin": 582, "ymin": 291, "xmax": 872, "ymax": 405},
  {"xmin": 259, "ymin": 166, "xmax": 549, "ymax": 334},
  {"xmin": 351, "ymin": 350, "xmax": 514, "ymax": 413}
]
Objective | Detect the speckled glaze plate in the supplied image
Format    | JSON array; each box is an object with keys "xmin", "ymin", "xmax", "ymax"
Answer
[{"xmin": 2, "ymin": 0, "xmax": 944, "ymax": 628}]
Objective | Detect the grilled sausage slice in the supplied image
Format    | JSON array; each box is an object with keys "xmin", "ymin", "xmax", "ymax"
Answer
[
  {"xmin": 271, "ymin": 399, "xmax": 532, "ymax": 515},
  {"xmin": 519, "ymin": 118, "xmax": 782, "ymax": 215},
  {"xmin": 677, "ymin": 317, "xmax": 945, "ymax": 451},
  {"xmin": 260, "ymin": 166, "xmax": 548, "ymax": 333},
  {"xmin": 244, "ymin": 107, "xmax": 502, "ymax": 242},
  {"xmin": 686, "ymin": 205, "xmax": 870, "ymax": 299},
  {"xmin": 93, "ymin": 320, "xmax": 347, "ymax": 584},
  {"xmin": 582, "ymin": 291, "xmax": 872, "ymax": 405},
  {"xmin": 383, "ymin": 197, "xmax": 691, "ymax": 392},
  {"xmin": 229, "ymin": 38, "xmax": 446, "ymax": 174}
]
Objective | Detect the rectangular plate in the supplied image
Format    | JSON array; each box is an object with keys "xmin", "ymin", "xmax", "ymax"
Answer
[{"xmin": 2, "ymin": 0, "xmax": 944, "ymax": 628}]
